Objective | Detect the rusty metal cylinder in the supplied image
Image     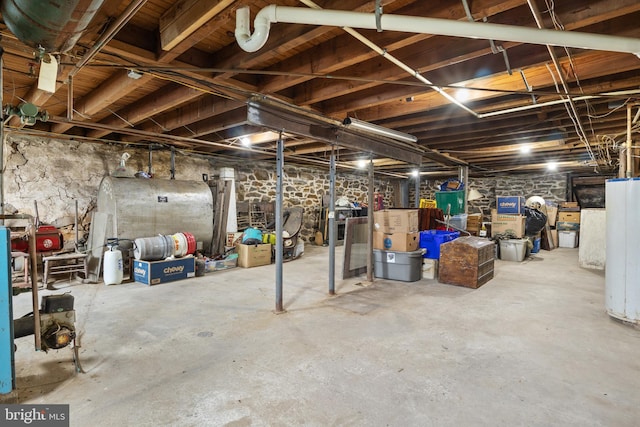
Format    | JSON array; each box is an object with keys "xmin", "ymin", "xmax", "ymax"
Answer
[{"xmin": 1, "ymin": 0, "xmax": 106, "ymax": 52}]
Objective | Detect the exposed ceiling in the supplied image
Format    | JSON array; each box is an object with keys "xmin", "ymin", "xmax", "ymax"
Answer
[{"xmin": 1, "ymin": 0, "xmax": 640, "ymax": 178}]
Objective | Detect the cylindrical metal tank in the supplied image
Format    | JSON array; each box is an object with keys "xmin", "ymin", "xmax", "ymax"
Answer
[
  {"xmin": 605, "ymin": 178, "xmax": 640, "ymax": 324},
  {"xmin": 96, "ymin": 177, "xmax": 213, "ymax": 250},
  {"xmin": 1, "ymin": 0, "xmax": 105, "ymax": 53}
]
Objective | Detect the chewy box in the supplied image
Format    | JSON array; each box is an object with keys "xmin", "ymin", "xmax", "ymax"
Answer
[
  {"xmin": 497, "ymin": 196, "xmax": 526, "ymax": 214},
  {"xmin": 134, "ymin": 256, "xmax": 196, "ymax": 286},
  {"xmin": 419, "ymin": 230, "xmax": 460, "ymax": 259}
]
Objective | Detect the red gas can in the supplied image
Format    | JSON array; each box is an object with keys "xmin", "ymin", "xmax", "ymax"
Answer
[{"xmin": 11, "ymin": 225, "xmax": 64, "ymax": 252}]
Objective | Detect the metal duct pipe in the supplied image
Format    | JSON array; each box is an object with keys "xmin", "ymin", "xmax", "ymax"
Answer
[
  {"xmin": 1, "ymin": 0, "xmax": 106, "ymax": 53},
  {"xmin": 235, "ymin": 6, "xmax": 640, "ymax": 57}
]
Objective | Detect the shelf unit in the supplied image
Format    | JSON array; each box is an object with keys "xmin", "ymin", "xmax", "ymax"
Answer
[{"xmin": 316, "ymin": 206, "xmax": 364, "ymax": 244}]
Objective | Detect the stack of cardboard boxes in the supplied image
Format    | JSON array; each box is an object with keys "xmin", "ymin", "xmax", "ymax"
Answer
[
  {"xmin": 491, "ymin": 196, "xmax": 526, "ymax": 238},
  {"xmin": 373, "ymin": 209, "xmax": 423, "ymax": 282},
  {"xmin": 373, "ymin": 209, "xmax": 420, "ymax": 252},
  {"xmin": 556, "ymin": 202, "xmax": 580, "ymax": 248}
]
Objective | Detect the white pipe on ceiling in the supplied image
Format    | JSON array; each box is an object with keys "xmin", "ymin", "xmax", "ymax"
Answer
[{"xmin": 235, "ymin": 6, "xmax": 640, "ymax": 57}]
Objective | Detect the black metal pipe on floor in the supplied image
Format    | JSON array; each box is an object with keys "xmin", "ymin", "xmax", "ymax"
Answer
[{"xmin": 14, "ymin": 315, "xmax": 35, "ymax": 339}]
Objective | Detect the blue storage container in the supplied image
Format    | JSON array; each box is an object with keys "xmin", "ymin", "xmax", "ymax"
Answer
[{"xmin": 419, "ymin": 230, "xmax": 460, "ymax": 259}]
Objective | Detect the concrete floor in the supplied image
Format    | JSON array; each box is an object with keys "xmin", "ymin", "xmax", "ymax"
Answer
[{"xmin": 4, "ymin": 245, "xmax": 640, "ymax": 426}]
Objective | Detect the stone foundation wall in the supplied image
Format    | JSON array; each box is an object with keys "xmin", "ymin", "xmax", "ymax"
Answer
[
  {"xmin": 410, "ymin": 174, "xmax": 568, "ymax": 222},
  {"xmin": 209, "ymin": 159, "xmax": 396, "ymax": 242},
  {"xmin": 5, "ymin": 134, "xmax": 571, "ymax": 246},
  {"xmin": 3, "ymin": 134, "xmax": 212, "ymax": 245}
]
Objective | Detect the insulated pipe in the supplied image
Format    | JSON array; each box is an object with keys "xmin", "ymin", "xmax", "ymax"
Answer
[{"xmin": 235, "ymin": 6, "xmax": 640, "ymax": 57}]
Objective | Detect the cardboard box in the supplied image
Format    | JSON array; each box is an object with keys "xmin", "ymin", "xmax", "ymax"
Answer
[
  {"xmin": 466, "ymin": 213, "xmax": 482, "ymax": 233},
  {"xmin": 497, "ymin": 196, "xmax": 526, "ymax": 214},
  {"xmin": 373, "ymin": 231, "xmax": 419, "ymax": 252},
  {"xmin": 226, "ymin": 232, "xmax": 243, "ymax": 247},
  {"xmin": 558, "ymin": 211, "xmax": 581, "ymax": 223},
  {"xmin": 237, "ymin": 243, "xmax": 272, "ymax": 268},
  {"xmin": 491, "ymin": 210, "xmax": 525, "ymax": 238},
  {"xmin": 556, "ymin": 221, "xmax": 580, "ymax": 231},
  {"xmin": 422, "ymin": 258, "xmax": 438, "ymax": 280},
  {"xmin": 373, "ymin": 209, "xmax": 419, "ymax": 233},
  {"xmin": 133, "ymin": 256, "xmax": 196, "ymax": 286},
  {"xmin": 560, "ymin": 201, "xmax": 579, "ymax": 209}
]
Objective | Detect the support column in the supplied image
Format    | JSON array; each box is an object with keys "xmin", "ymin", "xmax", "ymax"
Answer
[
  {"xmin": 328, "ymin": 147, "xmax": 336, "ymax": 295},
  {"xmin": 414, "ymin": 171, "xmax": 420, "ymax": 208},
  {"xmin": 367, "ymin": 158, "xmax": 374, "ymax": 282},
  {"xmin": 274, "ymin": 133, "xmax": 284, "ymax": 313},
  {"xmin": 460, "ymin": 166, "xmax": 469, "ymax": 213}
]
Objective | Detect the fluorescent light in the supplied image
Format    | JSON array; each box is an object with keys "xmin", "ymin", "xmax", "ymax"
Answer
[
  {"xmin": 343, "ymin": 117, "xmax": 417, "ymax": 144},
  {"xmin": 454, "ymin": 87, "xmax": 470, "ymax": 102}
]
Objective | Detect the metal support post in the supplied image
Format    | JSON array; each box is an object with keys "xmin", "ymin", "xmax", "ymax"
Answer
[
  {"xmin": 367, "ymin": 158, "xmax": 374, "ymax": 282},
  {"xmin": 274, "ymin": 132, "xmax": 284, "ymax": 313},
  {"xmin": 328, "ymin": 147, "xmax": 336, "ymax": 295},
  {"xmin": 414, "ymin": 172, "xmax": 420, "ymax": 208}
]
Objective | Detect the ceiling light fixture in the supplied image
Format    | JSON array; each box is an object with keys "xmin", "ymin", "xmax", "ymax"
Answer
[
  {"xmin": 240, "ymin": 137, "xmax": 251, "ymax": 147},
  {"xmin": 519, "ymin": 145, "xmax": 531, "ymax": 154},
  {"xmin": 411, "ymin": 170, "xmax": 419, "ymax": 177},
  {"xmin": 546, "ymin": 161, "xmax": 558, "ymax": 171},
  {"xmin": 343, "ymin": 117, "xmax": 417, "ymax": 144},
  {"xmin": 357, "ymin": 159, "xmax": 368, "ymax": 169},
  {"xmin": 127, "ymin": 69, "xmax": 143, "ymax": 80}
]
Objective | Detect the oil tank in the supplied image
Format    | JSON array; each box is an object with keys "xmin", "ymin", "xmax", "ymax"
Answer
[
  {"xmin": 1, "ymin": 0, "xmax": 105, "ymax": 53},
  {"xmin": 96, "ymin": 176, "xmax": 214, "ymax": 249}
]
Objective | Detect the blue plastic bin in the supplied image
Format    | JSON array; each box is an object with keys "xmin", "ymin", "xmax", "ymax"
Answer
[{"xmin": 419, "ymin": 230, "xmax": 460, "ymax": 259}]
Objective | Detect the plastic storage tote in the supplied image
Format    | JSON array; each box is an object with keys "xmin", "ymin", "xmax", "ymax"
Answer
[
  {"xmin": 419, "ymin": 230, "xmax": 460, "ymax": 259},
  {"xmin": 373, "ymin": 249, "xmax": 423, "ymax": 282},
  {"xmin": 499, "ymin": 239, "xmax": 527, "ymax": 261}
]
